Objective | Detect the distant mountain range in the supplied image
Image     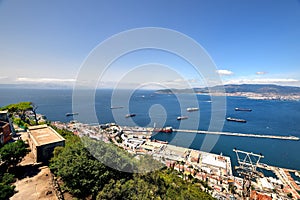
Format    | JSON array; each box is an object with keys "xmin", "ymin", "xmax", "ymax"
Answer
[
  {"xmin": 156, "ymin": 84, "xmax": 300, "ymax": 100},
  {"xmin": 0, "ymin": 83, "xmax": 73, "ymax": 89}
]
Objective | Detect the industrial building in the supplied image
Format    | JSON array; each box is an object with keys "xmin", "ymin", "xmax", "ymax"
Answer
[{"xmin": 27, "ymin": 124, "xmax": 65, "ymax": 163}]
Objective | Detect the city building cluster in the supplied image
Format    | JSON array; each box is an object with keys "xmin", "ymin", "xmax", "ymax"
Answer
[{"xmin": 52, "ymin": 120, "xmax": 300, "ymax": 200}]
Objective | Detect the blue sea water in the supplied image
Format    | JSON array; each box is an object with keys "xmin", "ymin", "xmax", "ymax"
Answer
[{"xmin": 0, "ymin": 88, "xmax": 299, "ymax": 172}]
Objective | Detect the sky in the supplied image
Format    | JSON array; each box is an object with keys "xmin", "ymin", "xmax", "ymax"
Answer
[{"xmin": 1, "ymin": 0, "xmax": 300, "ymax": 89}]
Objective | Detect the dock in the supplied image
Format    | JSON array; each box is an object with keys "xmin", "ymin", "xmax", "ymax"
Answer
[
  {"xmin": 172, "ymin": 129, "xmax": 299, "ymax": 141},
  {"xmin": 257, "ymin": 163, "xmax": 300, "ymax": 199}
]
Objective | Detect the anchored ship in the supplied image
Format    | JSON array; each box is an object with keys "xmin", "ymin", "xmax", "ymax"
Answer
[
  {"xmin": 187, "ymin": 107, "xmax": 199, "ymax": 112},
  {"xmin": 226, "ymin": 117, "xmax": 246, "ymax": 123},
  {"xmin": 110, "ymin": 106, "xmax": 124, "ymax": 109},
  {"xmin": 235, "ymin": 108, "xmax": 252, "ymax": 112},
  {"xmin": 177, "ymin": 116, "xmax": 188, "ymax": 120},
  {"xmin": 65, "ymin": 112, "xmax": 79, "ymax": 117},
  {"xmin": 153, "ymin": 126, "xmax": 173, "ymax": 133},
  {"xmin": 125, "ymin": 113, "xmax": 136, "ymax": 118}
]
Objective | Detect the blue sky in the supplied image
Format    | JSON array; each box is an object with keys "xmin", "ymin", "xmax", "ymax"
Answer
[{"xmin": 1, "ymin": 0, "xmax": 300, "ymax": 88}]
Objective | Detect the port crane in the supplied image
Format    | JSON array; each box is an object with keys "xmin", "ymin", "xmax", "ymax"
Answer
[{"xmin": 233, "ymin": 148, "xmax": 264, "ymax": 199}]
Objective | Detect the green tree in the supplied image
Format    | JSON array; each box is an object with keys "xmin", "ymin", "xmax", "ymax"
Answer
[
  {"xmin": 1, "ymin": 102, "xmax": 40, "ymax": 126},
  {"xmin": 1, "ymin": 102, "xmax": 32, "ymax": 121},
  {"xmin": 97, "ymin": 169, "xmax": 215, "ymax": 200},
  {"xmin": 49, "ymin": 135, "xmax": 131, "ymax": 198},
  {"xmin": 0, "ymin": 140, "xmax": 28, "ymax": 171},
  {"xmin": 0, "ymin": 173, "xmax": 15, "ymax": 199},
  {"xmin": 0, "ymin": 183, "xmax": 15, "ymax": 200},
  {"xmin": 0, "ymin": 140, "xmax": 28, "ymax": 200}
]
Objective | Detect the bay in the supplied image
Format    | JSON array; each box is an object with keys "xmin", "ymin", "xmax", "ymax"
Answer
[{"xmin": 0, "ymin": 88, "xmax": 299, "ymax": 172}]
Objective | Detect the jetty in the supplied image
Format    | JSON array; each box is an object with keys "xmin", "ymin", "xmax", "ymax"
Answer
[{"xmin": 171, "ymin": 129, "xmax": 299, "ymax": 141}]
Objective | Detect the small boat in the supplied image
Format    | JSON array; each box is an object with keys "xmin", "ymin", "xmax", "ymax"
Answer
[
  {"xmin": 66, "ymin": 112, "xmax": 79, "ymax": 117},
  {"xmin": 187, "ymin": 107, "xmax": 199, "ymax": 112},
  {"xmin": 125, "ymin": 113, "xmax": 136, "ymax": 118},
  {"xmin": 177, "ymin": 116, "xmax": 188, "ymax": 120},
  {"xmin": 226, "ymin": 117, "xmax": 246, "ymax": 123},
  {"xmin": 153, "ymin": 126, "xmax": 173, "ymax": 133},
  {"xmin": 152, "ymin": 139, "xmax": 168, "ymax": 144},
  {"xmin": 235, "ymin": 108, "xmax": 252, "ymax": 112},
  {"xmin": 110, "ymin": 106, "xmax": 124, "ymax": 109}
]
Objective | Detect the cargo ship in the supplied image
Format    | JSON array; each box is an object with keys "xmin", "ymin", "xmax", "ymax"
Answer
[
  {"xmin": 226, "ymin": 117, "xmax": 246, "ymax": 123},
  {"xmin": 125, "ymin": 113, "xmax": 136, "ymax": 118},
  {"xmin": 110, "ymin": 106, "xmax": 124, "ymax": 109},
  {"xmin": 235, "ymin": 108, "xmax": 252, "ymax": 112},
  {"xmin": 177, "ymin": 116, "xmax": 188, "ymax": 120},
  {"xmin": 153, "ymin": 126, "xmax": 173, "ymax": 133},
  {"xmin": 65, "ymin": 112, "xmax": 79, "ymax": 117},
  {"xmin": 187, "ymin": 107, "xmax": 199, "ymax": 112}
]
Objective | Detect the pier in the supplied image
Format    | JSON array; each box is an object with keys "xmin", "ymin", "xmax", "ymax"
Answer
[
  {"xmin": 90, "ymin": 124, "xmax": 299, "ymax": 141},
  {"xmin": 172, "ymin": 129, "xmax": 299, "ymax": 141}
]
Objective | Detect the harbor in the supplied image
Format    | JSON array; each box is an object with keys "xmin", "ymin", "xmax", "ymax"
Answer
[{"xmin": 52, "ymin": 120, "xmax": 300, "ymax": 199}]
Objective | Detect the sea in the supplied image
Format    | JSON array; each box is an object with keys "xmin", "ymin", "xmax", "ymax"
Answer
[{"xmin": 1, "ymin": 88, "xmax": 300, "ymax": 175}]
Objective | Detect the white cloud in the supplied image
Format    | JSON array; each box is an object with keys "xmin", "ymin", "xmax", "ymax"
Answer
[
  {"xmin": 16, "ymin": 77, "xmax": 76, "ymax": 83},
  {"xmin": 216, "ymin": 69, "xmax": 233, "ymax": 76},
  {"xmin": 256, "ymin": 71, "xmax": 267, "ymax": 75},
  {"xmin": 97, "ymin": 79, "xmax": 203, "ymax": 89},
  {"xmin": 225, "ymin": 78, "xmax": 299, "ymax": 85}
]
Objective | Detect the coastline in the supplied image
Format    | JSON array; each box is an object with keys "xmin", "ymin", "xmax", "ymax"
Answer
[
  {"xmin": 52, "ymin": 120, "xmax": 300, "ymax": 199},
  {"xmin": 156, "ymin": 91, "xmax": 300, "ymax": 101}
]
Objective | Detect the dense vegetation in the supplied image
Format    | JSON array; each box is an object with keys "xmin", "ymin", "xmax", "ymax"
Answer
[
  {"xmin": 97, "ymin": 170, "xmax": 215, "ymax": 200},
  {"xmin": 50, "ymin": 128, "xmax": 214, "ymax": 199},
  {"xmin": 0, "ymin": 103, "xmax": 31, "ymax": 199},
  {"xmin": 0, "ymin": 140, "xmax": 28, "ymax": 199},
  {"xmin": 0, "ymin": 102, "xmax": 40, "ymax": 129},
  {"xmin": 50, "ymin": 128, "xmax": 132, "ymax": 198}
]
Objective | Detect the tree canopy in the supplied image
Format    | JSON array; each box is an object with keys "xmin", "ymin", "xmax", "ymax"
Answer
[
  {"xmin": 0, "ymin": 140, "xmax": 28, "ymax": 199},
  {"xmin": 0, "ymin": 140, "xmax": 28, "ymax": 171},
  {"xmin": 97, "ymin": 170, "xmax": 215, "ymax": 200},
  {"xmin": 0, "ymin": 102, "xmax": 41, "ymax": 128},
  {"xmin": 50, "ymin": 128, "xmax": 215, "ymax": 199},
  {"xmin": 0, "ymin": 102, "xmax": 33, "ymax": 113},
  {"xmin": 50, "ymin": 128, "xmax": 132, "ymax": 198}
]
